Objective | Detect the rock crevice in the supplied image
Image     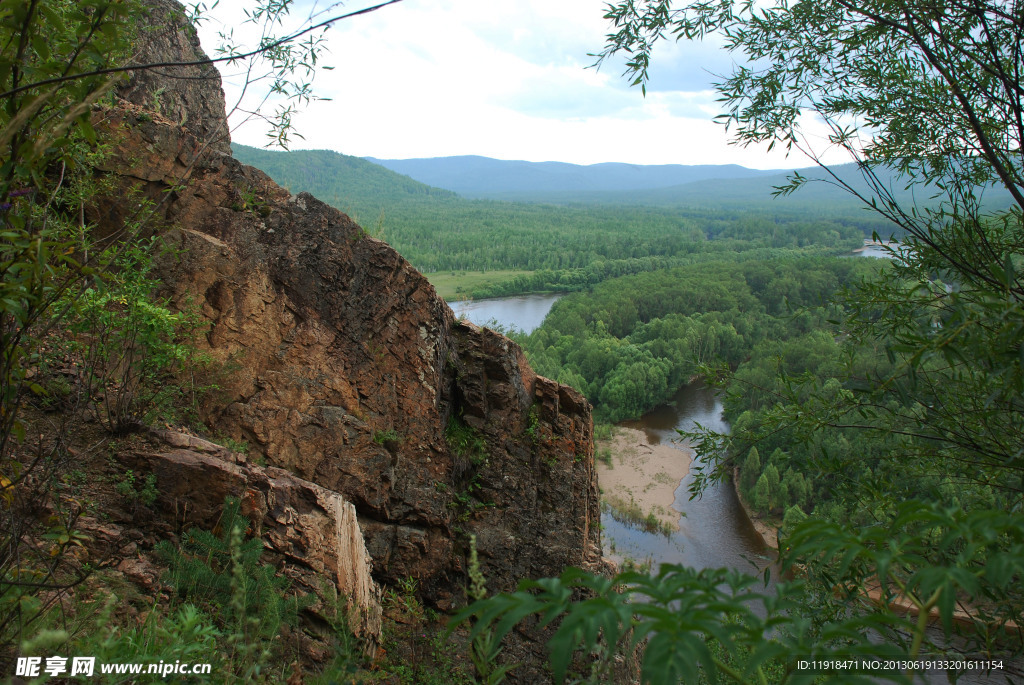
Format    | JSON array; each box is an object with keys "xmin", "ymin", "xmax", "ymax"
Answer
[{"xmin": 105, "ymin": 0, "xmax": 601, "ymax": 629}]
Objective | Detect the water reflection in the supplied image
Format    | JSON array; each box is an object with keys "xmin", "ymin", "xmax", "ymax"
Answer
[
  {"xmin": 853, "ymin": 241, "xmax": 900, "ymax": 259},
  {"xmin": 447, "ymin": 293, "xmax": 561, "ymax": 334},
  {"xmin": 608, "ymin": 381, "xmax": 775, "ymax": 579}
]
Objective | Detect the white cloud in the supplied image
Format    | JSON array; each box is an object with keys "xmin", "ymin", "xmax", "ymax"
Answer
[{"xmin": 196, "ymin": 0, "xmax": 851, "ymax": 168}]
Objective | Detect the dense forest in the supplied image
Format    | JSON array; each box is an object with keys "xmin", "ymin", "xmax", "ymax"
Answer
[
  {"xmin": 5, "ymin": 0, "xmax": 1022, "ymax": 681},
  {"xmin": 234, "ymin": 144, "xmax": 869, "ymax": 280},
  {"xmin": 457, "ymin": 0, "xmax": 1024, "ymax": 681},
  {"xmin": 511, "ymin": 256, "xmax": 880, "ymax": 422}
]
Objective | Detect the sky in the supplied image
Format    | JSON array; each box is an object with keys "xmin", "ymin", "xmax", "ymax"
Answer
[{"xmin": 195, "ymin": 0, "xmax": 846, "ymax": 168}]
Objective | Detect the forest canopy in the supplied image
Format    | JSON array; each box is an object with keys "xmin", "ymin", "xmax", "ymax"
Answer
[{"xmin": 459, "ymin": 0, "xmax": 1024, "ymax": 682}]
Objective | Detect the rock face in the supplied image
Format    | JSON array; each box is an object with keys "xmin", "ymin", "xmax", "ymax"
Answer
[
  {"xmin": 128, "ymin": 430, "xmax": 383, "ymax": 652},
  {"xmin": 105, "ymin": 0, "xmax": 601, "ymax": 621},
  {"xmin": 118, "ymin": 0, "xmax": 231, "ymax": 156}
]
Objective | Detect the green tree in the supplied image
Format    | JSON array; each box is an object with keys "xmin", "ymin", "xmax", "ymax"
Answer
[
  {"xmin": 751, "ymin": 473, "xmax": 770, "ymax": 515},
  {"xmin": 457, "ymin": 0, "xmax": 1024, "ymax": 681},
  {"xmin": 740, "ymin": 446, "xmax": 760, "ymax": 495},
  {"xmin": 762, "ymin": 462, "xmax": 781, "ymax": 513},
  {"xmin": 781, "ymin": 468, "xmax": 809, "ymax": 509}
]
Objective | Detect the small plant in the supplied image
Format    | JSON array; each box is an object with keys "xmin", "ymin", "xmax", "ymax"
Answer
[
  {"xmin": 456, "ymin": 535, "xmax": 513, "ymax": 685},
  {"xmin": 445, "ymin": 415, "xmax": 487, "ymax": 466},
  {"xmin": 155, "ymin": 497, "xmax": 311, "ymax": 644},
  {"xmin": 366, "ymin": 339, "xmax": 387, "ymax": 362},
  {"xmin": 114, "ymin": 469, "xmax": 159, "ymax": 507},
  {"xmin": 524, "ymin": 404, "xmax": 540, "ymax": 443},
  {"xmin": 373, "ymin": 428, "xmax": 401, "ymax": 446},
  {"xmin": 215, "ymin": 436, "xmax": 250, "ymax": 455},
  {"xmin": 22, "ymin": 596, "xmax": 222, "ymax": 685},
  {"xmin": 593, "ymin": 422, "xmax": 617, "ymax": 441},
  {"xmin": 308, "ymin": 580, "xmax": 367, "ymax": 683},
  {"xmin": 383, "ymin": 576, "xmax": 424, "ymax": 624},
  {"xmin": 230, "ymin": 185, "xmax": 270, "ymax": 217},
  {"xmin": 449, "ymin": 473, "xmax": 494, "ymax": 522}
]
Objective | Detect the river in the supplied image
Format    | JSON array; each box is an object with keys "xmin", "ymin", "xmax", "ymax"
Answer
[
  {"xmin": 464, "ymin": 294, "xmax": 1018, "ymax": 682},
  {"xmin": 446, "ymin": 293, "xmax": 561, "ymax": 334},
  {"xmin": 450, "ymin": 293, "xmax": 772, "ymax": 576},
  {"xmin": 854, "ymin": 240, "xmax": 900, "ymax": 259},
  {"xmin": 607, "ymin": 381, "xmax": 774, "ymax": 577}
]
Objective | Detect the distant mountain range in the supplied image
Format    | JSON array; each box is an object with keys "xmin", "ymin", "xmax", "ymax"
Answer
[
  {"xmin": 233, "ymin": 144, "xmax": 1014, "ymax": 222},
  {"xmin": 364, "ymin": 154, "xmax": 1015, "ymax": 213},
  {"xmin": 363, "ymin": 155, "xmax": 783, "ymax": 198}
]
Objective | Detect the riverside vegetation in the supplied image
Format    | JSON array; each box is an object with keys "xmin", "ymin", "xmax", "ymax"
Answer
[
  {"xmin": 0, "ymin": 0, "xmax": 479, "ymax": 682},
  {"xmin": 448, "ymin": 0, "xmax": 1024, "ymax": 683}
]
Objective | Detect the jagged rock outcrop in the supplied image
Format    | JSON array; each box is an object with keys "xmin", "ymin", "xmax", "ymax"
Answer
[
  {"xmin": 131, "ymin": 144, "xmax": 603, "ymax": 604},
  {"xmin": 118, "ymin": 0, "xmax": 231, "ymax": 156},
  {"xmin": 129, "ymin": 430, "xmax": 383, "ymax": 652},
  {"xmin": 101, "ymin": 0, "xmax": 601, "ymax": 670}
]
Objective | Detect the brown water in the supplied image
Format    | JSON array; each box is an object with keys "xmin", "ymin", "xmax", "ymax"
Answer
[{"xmin": 606, "ymin": 381, "xmax": 775, "ymax": 578}]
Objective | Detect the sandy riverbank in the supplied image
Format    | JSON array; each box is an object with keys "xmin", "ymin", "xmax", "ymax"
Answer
[{"xmin": 596, "ymin": 427, "xmax": 692, "ymax": 531}]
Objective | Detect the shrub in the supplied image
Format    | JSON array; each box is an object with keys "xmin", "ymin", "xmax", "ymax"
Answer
[{"xmin": 155, "ymin": 497, "xmax": 310, "ymax": 642}]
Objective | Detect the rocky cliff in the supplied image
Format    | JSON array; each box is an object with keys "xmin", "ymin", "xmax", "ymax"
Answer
[{"xmin": 103, "ymin": 0, "xmax": 601, "ymax": 633}]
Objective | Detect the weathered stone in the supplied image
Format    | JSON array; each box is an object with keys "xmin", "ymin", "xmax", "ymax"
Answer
[
  {"xmin": 117, "ymin": 0, "xmax": 231, "ymax": 156},
  {"xmin": 99, "ymin": 3, "xmax": 603, "ymax": 677},
  {"xmin": 127, "ymin": 437, "xmax": 383, "ymax": 651}
]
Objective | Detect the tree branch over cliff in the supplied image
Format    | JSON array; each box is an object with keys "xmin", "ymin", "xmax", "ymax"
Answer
[{"xmin": 0, "ymin": 0, "xmax": 407, "ymax": 101}]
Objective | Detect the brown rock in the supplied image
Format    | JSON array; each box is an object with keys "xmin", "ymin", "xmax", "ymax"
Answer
[
  {"xmin": 96, "ymin": 2, "xmax": 603, "ymax": 677},
  {"xmin": 127, "ymin": 437, "xmax": 383, "ymax": 650},
  {"xmin": 117, "ymin": 0, "xmax": 231, "ymax": 157}
]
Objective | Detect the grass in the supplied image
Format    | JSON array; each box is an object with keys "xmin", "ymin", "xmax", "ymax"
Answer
[
  {"xmin": 601, "ymin": 498, "xmax": 675, "ymax": 538},
  {"xmin": 424, "ymin": 270, "xmax": 533, "ymax": 300}
]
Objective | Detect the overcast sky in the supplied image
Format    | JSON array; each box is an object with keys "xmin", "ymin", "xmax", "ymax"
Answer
[{"xmin": 196, "ymin": 0, "xmax": 845, "ymax": 168}]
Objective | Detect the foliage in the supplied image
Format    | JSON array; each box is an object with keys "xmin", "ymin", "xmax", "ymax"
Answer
[
  {"xmin": 461, "ymin": 0, "xmax": 1024, "ymax": 680},
  {"xmin": 19, "ymin": 599, "xmax": 221, "ymax": 685},
  {"xmin": 445, "ymin": 415, "xmax": 488, "ymax": 467},
  {"xmin": 61, "ymin": 240, "xmax": 209, "ymax": 434},
  {"xmin": 457, "ymin": 495, "xmax": 1024, "ymax": 683},
  {"xmin": 373, "ymin": 428, "xmax": 401, "ymax": 446},
  {"xmin": 155, "ymin": 496, "xmax": 308, "ymax": 644},
  {"xmin": 454, "ymin": 563, "xmax": 912, "ymax": 685},
  {"xmin": 17, "ymin": 563, "xmax": 368, "ymax": 685},
  {"xmin": 464, "ymin": 534, "xmax": 513, "ymax": 685},
  {"xmin": 113, "ymin": 469, "xmax": 158, "ymax": 508},
  {"xmin": 517, "ymin": 256, "xmax": 875, "ymax": 421},
  {"xmin": 0, "ymin": 0, "xmax": 139, "ymax": 662}
]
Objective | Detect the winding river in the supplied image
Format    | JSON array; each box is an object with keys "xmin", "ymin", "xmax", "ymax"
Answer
[
  {"xmin": 607, "ymin": 381, "xmax": 775, "ymax": 577},
  {"xmin": 445, "ymin": 293, "xmax": 771, "ymax": 577},
  {"xmin": 456, "ymin": 290, "xmax": 1017, "ymax": 683}
]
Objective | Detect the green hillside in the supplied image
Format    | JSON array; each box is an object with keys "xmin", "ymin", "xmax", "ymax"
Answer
[
  {"xmin": 233, "ymin": 145, "xmax": 868, "ymax": 295},
  {"xmin": 233, "ymin": 144, "xmax": 457, "ymax": 208}
]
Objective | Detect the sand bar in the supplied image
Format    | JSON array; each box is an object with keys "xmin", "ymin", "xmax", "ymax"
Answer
[{"xmin": 596, "ymin": 426, "xmax": 692, "ymax": 531}]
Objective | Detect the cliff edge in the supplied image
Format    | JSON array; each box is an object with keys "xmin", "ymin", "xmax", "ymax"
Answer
[{"xmin": 102, "ymin": 0, "xmax": 601, "ymax": 622}]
